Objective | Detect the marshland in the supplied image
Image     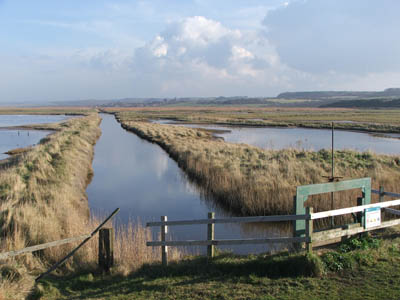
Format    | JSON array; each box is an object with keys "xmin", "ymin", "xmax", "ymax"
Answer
[{"xmin": 1, "ymin": 107, "xmax": 400, "ymax": 299}]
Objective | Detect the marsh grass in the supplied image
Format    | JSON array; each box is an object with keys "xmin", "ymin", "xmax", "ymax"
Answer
[
  {"xmin": 0, "ymin": 114, "xmax": 101, "ymax": 298},
  {"xmin": 105, "ymin": 106, "xmax": 400, "ymax": 133},
  {"xmin": 0, "ymin": 114, "xmax": 183, "ymax": 299},
  {"xmin": 119, "ymin": 119, "xmax": 400, "ymax": 217}
]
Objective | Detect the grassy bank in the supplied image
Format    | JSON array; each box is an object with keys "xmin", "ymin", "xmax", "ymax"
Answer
[
  {"xmin": 34, "ymin": 230, "xmax": 400, "ymax": 299},
  {"xmin": 0, "ymin": 114, "xmax": 101, "ymax": 298},
  {"xmin": 0, "ymin": 113, "xmax": 184, "ymax": 299},
  {"xmin": 117, "ymin": 118, "xmax": 400, "ymax": 216}
]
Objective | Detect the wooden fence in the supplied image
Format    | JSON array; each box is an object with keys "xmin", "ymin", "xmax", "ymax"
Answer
[
  {"xmin": 147, "ymin": 188, "xmax": 400, "ymax": 266},
  {"xmin": 0, "ymin": 208, "xmax": 119, "ymax": 281},
  {"xmin": 147, "ymin": 213, "xmax": 307, "ymax": 266}
]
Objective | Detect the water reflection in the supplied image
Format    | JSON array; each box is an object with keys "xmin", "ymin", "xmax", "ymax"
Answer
[
  {"xmin": 0, "ymin": 114, "xmax": 72, "ymax": 127},
  {"xmin": 154, "ymin": 120, "xmax": 400, "ymax": 155},
  {"xmin": 87, "ymin": 114, "xmax": 290, "ymax": 254},
  {"xmin": 0, "ymin": 115, "xmax": 73, "ymax": 161},
  {"xmin": 0, "ymin": 130, "xmax": 52, "ymax": 160}
]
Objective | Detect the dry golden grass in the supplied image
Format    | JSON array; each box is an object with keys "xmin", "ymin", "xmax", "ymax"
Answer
[
  {"xmin": 119, "ymin": 119, "xmax": 400, "ymax": 217},
  {"xmin": 0, "ymin": 114, "xmax": 101, "ymax": 298},
  {"xmin": 106, "ymin": 106, "xmax": 400, "ymax": 133},
  {"xmin": 0, "ymin": 113, "xmax": 183, "ymax": 299},
  {"xmin": 0, "ymin": 106, "xmax": 95, "ymax": 115}
]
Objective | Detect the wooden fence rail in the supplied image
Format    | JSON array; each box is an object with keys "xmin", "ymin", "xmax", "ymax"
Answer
[
  {"xmin": 147, "ymin": 213, "xmax": 308, "ymax": 266},
  {"xmin": 0, "ymin": 208, "xmax": 119, "ymax": 281},
  {"xmin": 147, "ymin": 188, "xmax": 400, "ymax": 266},
  {"xmin": 147, "ymin": 237, "xmax": 307, "ymax": 247},
  {"xmin": 372, "ymin": 188, "xmax": 400, "ymax": 199},
  {"xmin": 0, "ymin": 234, "xmax": 90, "ymax": 260},
  {"xmin": 311, "ymin": 198, "xmax": 400, "ymax": 220},
  {"xmin": 147, "ymin": 214, "xmax": 306, "ymax": 227}
]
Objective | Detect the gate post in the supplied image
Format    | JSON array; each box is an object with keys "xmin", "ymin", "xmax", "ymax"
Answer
[
  {"xmin": 161, "ymin": 216, "xmax": 168, "ymax": 266},
  {"xmin": 305, "ymin": 207, "xmax": 313, "ymax": 253},
  {"xmin": 207, "ymin": 212, "xmax": 215, "ymax": 259},
  {"xmin": 99, "ymin": 228, "xmax": 114, "ymax": 273}
]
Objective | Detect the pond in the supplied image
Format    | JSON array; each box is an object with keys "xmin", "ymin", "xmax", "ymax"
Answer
[
  {"xmin": 0, "ymin": 114, "xmax": 72, "ymax": 127},
  {"xmin": 87, "ymin": 114, "xmax": 290, "ymax": 254},
  {"xmin": 154, "ymin": 120, "xmax": 400, "ymax": 155},
  {"xmin": 0, "ymin": 130, "xmax": 52, "ymax": 160},
  {"xmin": 0, "ymin": 114, "xmax": 74, "ymax": 161}
]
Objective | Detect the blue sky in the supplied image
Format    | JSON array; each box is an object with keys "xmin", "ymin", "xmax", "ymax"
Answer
[{"xmin": 0, "ymin": 0, "xmax": 399, "ymax": 102}]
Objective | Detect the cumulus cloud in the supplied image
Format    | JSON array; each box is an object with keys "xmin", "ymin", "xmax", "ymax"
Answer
[
  {"xmin": 4, "ymin": 3, "xmax": 400, "ymax": 103},
  {"xmin": 126, "ymin": 16, "xmax": 300, "ymax": 96},
  {"xmin": 263, "ymin": 0, "xmax": 400, "ymax": 75}
]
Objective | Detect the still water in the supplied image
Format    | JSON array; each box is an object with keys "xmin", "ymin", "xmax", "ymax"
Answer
[
  {"xmin": 0, "ymin": 114, "xmax": 73, "ymax": 160},
  {"xmin": 0, "ymin": 130, "xmax": 52, "ymax": 160},
  {"xmin": 87, "ymin": 114, "xmax": 290, "ymax": 254},
  {"xmin": 155, "ymin": 120, "xmax": 400, "ymax": 155},
  {"xmin": 0, "ymin": 114, "xmax": 72, "ymax": 127}
]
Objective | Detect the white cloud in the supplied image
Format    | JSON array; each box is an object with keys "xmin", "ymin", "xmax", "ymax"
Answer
[
  {"xmin": 3, "ymin": 2, "xmax": 400, "ymax": 103},
  {"xmin": 263, "ymin": 0, "xmax": 400, "ymax": 75},
  {"xmin": 150, "ymin": 36, "xmax": 168, "ymax": 57},
  {"xmin": 125, "ymin": 16, "xmax": 299, "ymax": 96}
]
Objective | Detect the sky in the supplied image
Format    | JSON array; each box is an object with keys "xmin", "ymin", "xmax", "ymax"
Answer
[{"xmin": 0, "ymin": 0, "xmax": 399, "ymax": 103}]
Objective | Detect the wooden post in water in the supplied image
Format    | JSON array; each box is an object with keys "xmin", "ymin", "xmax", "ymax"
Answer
[
  {"xmin": 98, "ymin": 228, "xmax": 114, "ymax": 273},
  {"xmin": 305, "ymin": 207, "xmax": 313, "ymax": 253},
  {"xmin": 161, "ymin": 216, "xmax": 168, "ymax": 266},
  {"xmin": 207, "ymin": 212, "xmax": 215, "ymax": 259},
  {"xmin": 379, "ymin": 186, "xmax": 385, "ymax": 202}
]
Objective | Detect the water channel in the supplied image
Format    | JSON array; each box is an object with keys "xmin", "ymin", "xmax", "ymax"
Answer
[
  {"xmin": 0, "ymin": 114, "xmax": 73, "ymax": 161},
  {"xmin": 87, "ymin": 114, "xmax": 290, "ymax": 254}
]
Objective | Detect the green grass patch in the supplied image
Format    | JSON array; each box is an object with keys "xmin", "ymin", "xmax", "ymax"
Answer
[{"xmin": 34, "ymin": 233, "xmax": 400, "ymax": 300}]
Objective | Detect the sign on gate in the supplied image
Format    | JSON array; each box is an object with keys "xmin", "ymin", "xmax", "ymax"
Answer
[{"xmin": 365, "ymin": 207, "xmax": 381, "ymax": 229}]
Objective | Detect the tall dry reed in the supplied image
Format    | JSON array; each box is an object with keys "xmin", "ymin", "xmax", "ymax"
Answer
[{"xmin": 0, "ymin": 114, "xmax": 181, "ymax": 299}]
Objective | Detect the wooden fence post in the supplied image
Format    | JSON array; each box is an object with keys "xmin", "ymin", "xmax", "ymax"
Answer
[
  {"xmin": 99, "ymin": 228, "xmax": 114, "ymax": 273},
  {"xmin": 356, "ymin": 197, "xmax": 363, "ymax": 224},
  {"xmin": 207, "ymin": 212, "xmax": 215, "ymax": 259},
  {"xmin": 161, "ymin": 216, "xmax": 168, "ymax": 266},
  {"xmin": 305, "ymin": 207, "xmax": 313, "ymax": 253},
  {"xmin": 379, "ymin": 186, "xmax": 385, "ymax": 202}
]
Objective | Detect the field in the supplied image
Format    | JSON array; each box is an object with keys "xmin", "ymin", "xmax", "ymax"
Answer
[{"xmin": 104, "ymin": 106, "xmax": 400, "ymax": 133}]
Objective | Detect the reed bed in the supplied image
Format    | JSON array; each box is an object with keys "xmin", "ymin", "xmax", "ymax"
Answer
[
  {"xmin": 119, "ymin": 119, "xmax": 400, "ymax": 217},
  {"xmin": 107, "ymin": 106, "xmax": 400, "ymax": 133},
  {"xmin": 0, "ymin": 114, "xmax": 100, "ymax": 298},
  {"xmin": 0, "ymin": 114, "xmax": 184, "ymax": 299}
]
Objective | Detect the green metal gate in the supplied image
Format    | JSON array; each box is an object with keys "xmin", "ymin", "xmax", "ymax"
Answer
[{"xmin": 294, "ymin": 177, "xmax": 371, "ymax": 237}]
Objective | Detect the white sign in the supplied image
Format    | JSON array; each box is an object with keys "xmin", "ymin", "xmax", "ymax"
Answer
[{"xmin": 365, "ymin": 207, "xmax": 381, "ymax": 229}]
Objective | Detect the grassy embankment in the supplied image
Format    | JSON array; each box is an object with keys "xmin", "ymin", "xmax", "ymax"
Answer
[
  {"xmin": 0, "ymin": 113, "xmax": 101, "ymax": 298},
  {"xmin": 35, "ymin": 230, "xmax": 400, "ymax": 299},
  {"xmin": 0, "ymin": 112, "xmax": 168, "ymax": 299},
  {"xmin": 105, "ymin": 106, "xmax": 400, "ymax": 134},
  {"xmin": 116, "ymin": 115, "xmax": 400, "ymax": 216}
]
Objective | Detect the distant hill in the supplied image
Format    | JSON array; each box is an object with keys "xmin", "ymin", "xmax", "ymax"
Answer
[
  {"xmin": 277, "ymin": 88, "xmax": 400, "ymax": 100},
  {"xmin": 321, "ymin": 98, "xmax": 400, "ymax": 108}
]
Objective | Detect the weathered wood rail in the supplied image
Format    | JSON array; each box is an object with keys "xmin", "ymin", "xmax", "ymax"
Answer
[
  {"xmin": 147, "ymin": 213, "xmax": 309, "ymax": 266},
  {"xmin": 0, "ymin": 208, "xmax": 119, "ymax": 281},
  {"xmin": 147, "ymin": 184, "xmax": 400, "ymax": 266},
  {"xmin": 0, "ymin": 234, "xmax": 91, "ymax": 260}
]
